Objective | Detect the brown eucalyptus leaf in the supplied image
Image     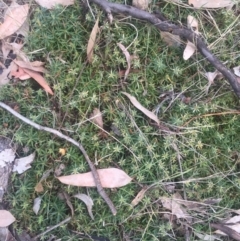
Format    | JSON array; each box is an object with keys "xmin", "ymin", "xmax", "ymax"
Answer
[
  {"xmin": 57, "ymin": 168, "xmax": 132, "ymax": 188},
  {"xmin": 90, "ymin": 108, "xmax": 103, "ymax": 129},
  {"xmin": 187, "ymin": 15, "xmax": 199, "ymax": 33},
  {"xmin": 0, "ymin": 210, "xmax": 15, "ymax": 227},
  {"xmin": 117, "ymin": 43, "xmax": 131, "ymax": 80},
  {"xmin": 183, "ymin": 41, "xmax": 196, "ymax": 60},
  {"xmin": 21, "ymin": 68, "xmax": 53, "ymax": 95},
  {"xmin": 215, "ymin": 215, "xmax": 240, "ymax": 236},
  {"xmin": 131, "ymin": 186, "xmax": 148, "ymax": 207},
  {"xmin": 62, "ymin": 191, "xmax": 74, "ymax": 216},
  {"xmin": 0, "ymin": 3, "xmax": 29, "ymax": 39},
  {"xmin": 13, "ymin": 152, "xmax": 35, "ymax": 174},
  {"xmin": 188, "ymin": 0, "xmax": 233, "ymax": 9},
  {"xmin": 87, "ymin": 18, "xmax": 99, "ymax": 63},
  {"xmin": 74, "ymin": 193, "xmax": 94, "ymax": 220},
  {"xmin": 122, "ymin": 92, "xmax": 160, "ymax": 125},
  {"xmin": 33, "ymin": 197, "xmax": 42, "ymax": 215}
]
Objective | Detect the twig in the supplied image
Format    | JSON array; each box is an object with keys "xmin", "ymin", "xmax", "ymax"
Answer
[
  {"xmin": 210, "ymin": 223, "xmax": 240, "ymax": 241},
  {"xmin": 89, "ymin": 0, "xmax": 240, "ymax": 98},
  {"xmin": 0, "ymin": 101, "xmax": 117, "ymax": 215},
  {"xmin": 33, "ymin": 216, "xmax": 71, "ymax": 240},
  {"xmin": 182, "ymin": 110, "xmax": 240, "ymax": 127}
]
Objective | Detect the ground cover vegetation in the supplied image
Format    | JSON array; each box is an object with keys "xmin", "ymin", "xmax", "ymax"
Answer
[{"xmin": 1, "ymin": 0, "xmax": 240, "ymax": 240}]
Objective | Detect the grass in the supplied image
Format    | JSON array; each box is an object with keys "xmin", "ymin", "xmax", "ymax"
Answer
[{"xmin": 1, "ymin": 0, "xmax": 240, "ymax": 240}]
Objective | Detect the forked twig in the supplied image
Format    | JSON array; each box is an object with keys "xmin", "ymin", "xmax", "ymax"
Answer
[
  {"xmin": 0, "ymin": 101, "xmax": 117, "ymax": 215},
  {"xmin": 89, "ymin": 0, "xmax": 240, "ymax": 98}
]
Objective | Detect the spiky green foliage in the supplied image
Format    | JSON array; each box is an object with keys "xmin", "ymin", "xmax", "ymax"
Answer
[{"xmin": 1, "ymin": 1, "xmax": 240, "ymax": 240}]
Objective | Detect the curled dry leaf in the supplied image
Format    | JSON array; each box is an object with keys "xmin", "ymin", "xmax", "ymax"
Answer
[
  {"xmin": 13, "ymin": 152, "xmax": 35, "ymax": 174},
  {"xmin": 0, "ymin": 3, "xmax": 29, "ymax": 39},
  {"xmin": 33, "ymin": 197, "xmax": 42, "ymax": 215},
  {"xmin": 233, "ymin": 66, "xmax": 240, "ymax": 77},
  {"xmin": 183, "ymin": 40, "xmax": 196, "ymax": 60},
  {"xmin": 132, "ymin": 0, "xmax": 149, "ymax": 10},
  {"xmin": 117, "ymin": 43, "xmax": 131, "ymax": 80},
  {"xmin": 122, "ymin": 92, "xmax": 160, "ymax": 125},
  {"xmin": 188, "ymin": 0, "xmax": 233, "ymax": 9},
  {"xmin": 35, "ymin": 0, "xmax": 74, "ymax": 9},
  {"xmin": 187, "ymin": 15, "xmax": 199, "ymax": 33},
  {"xmin": 21, "ymin": 68, "xmax": 54, "ymax": 95},
  {"xmin": 131, "ymin": 186, "xmax": 148, "ymax": 207},
  {"xmin": 74, "ymin": 193, "xmax": 94, "ymax": 220},
  {"xmin": 87, "ymin": 18, "xmax": 99, "ymax": 63},
  {"xmin": 90, "ymin": 108, "xmax": 103, "ymax": 129},
  {"xmin": 0, "ymin": 210, "xmax": 15, "ymax": 227},
  {"xmin": 57, "ymin": 168, "xmax": 132, "ymax": 188},
  {"xmin": 62, "ymin": 191, "xmax": 74, "ymax": 217}
]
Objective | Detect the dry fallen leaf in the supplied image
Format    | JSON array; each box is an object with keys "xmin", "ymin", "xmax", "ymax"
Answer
[
  {"xmin": 132, "ymin": 0, "xmax": 149, "ymax": 10},
  {"xmin": 0, "ymin": 3, "xmax": 29, "ymax": 39},
  {"xmin": 35, "ymin": 182, "xmax": 44, "ymax": 193},
  {"xmin": 233, "ymin": 66, "xmax": 240, "ymax": 77},
  {"xmin": 87, "ymin": 18, "xmax": 99, "ymax": 63},
  {"xmin": 21, "ymin": 68, "xmax": 54, "ymax": 95},
  {"xmin": 214, "ymin": 215, "xmax": 240, "ymax": 236},
  {"xmin": 35, "ymin": 169, "xmax": 53, "ymax": 192},
  {"xmin": 187, "ymin": 15, "xmax": 199, "ymax": 33},
  {"xmin": 161, "ymin": 193, "xmax": 191, "ymax": 220},
  {"xmin": 0, "ymin": 210, "xmax": 16, "ymax": 227},
  {"xmin": 13, "ymin": 152, "xmax": 35, "ymax": 174},
  {"xmin": 0, "ymin": 148, "xmax": 15, "ymax": 168},
  {"xmin": 122, "ymin": 92, "xmax": 160, "ymax": 125},
  {"xmin": 62, "ymin": 191, "xmax": 74, "ymax": 217},
  {"xmin": 183, "ymin": 41, "xmax": 196, "ymax": 60},
  {"xmin": 14, "ymin": 60, "xmax": 46, "ymax": 73},
  {"xmin": 117, "ymin": 43, "xmax": 131, "ymax": 80},
  {"xmin": 57, "ymin": 168, "xmax": 132, "ymax": 188},
  {"xmin": 160, "ymin": 32, "xmax": 181, "ymax": 47},
  {"xmin": 35, "ymin": 0, "xmax": 74, "ymax": 9},
  {"xmin": 188, "ymin": 0, "xmax": 233, "ymax": 9},
  {"xmin": 74, "ymin": 193, "xmax": 94, "ymax": 220},
  {"xmin": 131, "ymin": 186, "xmax": 148, "ymax": 207},
  {"xmin": 33, "ymin": 197, "xmax": 42, "ymax": 215},
  {"xmin": 90, "ymin": 108, "xmax": 103, "ymax": 129}
]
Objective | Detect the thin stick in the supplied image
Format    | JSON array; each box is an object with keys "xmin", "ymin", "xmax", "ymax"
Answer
[
  {"xmin": 33, "ymin": 216, "xmax": 71, "ymax": 240},
  {"xmin": 0, "ymin": 101, "xmax": 117, "ymax": 215}
]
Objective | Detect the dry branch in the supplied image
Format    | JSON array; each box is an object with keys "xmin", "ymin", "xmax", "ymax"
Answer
[
  {"xmin": 0, "ymin": 101, "xmax": 117, "ymax": 215},
  {"xmin": 89, "ymin": 0, "xmax": 240, "ymax": 98}
]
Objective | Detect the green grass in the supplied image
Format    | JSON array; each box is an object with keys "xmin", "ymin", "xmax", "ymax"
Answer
[{"xmin": 1, "ymin": 1, "xmax": 240, "ymax": 240}]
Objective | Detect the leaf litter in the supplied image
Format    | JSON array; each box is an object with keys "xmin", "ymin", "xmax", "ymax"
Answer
[
  {"xmin": 122, "ymin": 92, "xmax": 160, "ymax": 125},
  {"xmin": 117, "ymin": 43, "xmax": 131, "ymax": 81},
  {"xmin": 33, "ymin": 196, "xmax": 42, "ymax": 215},
  {"xmin": 57, "ymin": 168, "xmax": 132, "ymax": 188},
  {"xmin": 74, "ymin": 193, "xmax": 94, "ymax": 220},
  {"xmin": 87, "ymin": 17, "xmax": 99, "ymax": 63},
  {"xmin": 0, "ymin": 3, "xmax": 29, "ymax": 40},
  {"xmin": 13, "ymin": 152, "xmax": 36, "ymax": 174},
  {"xmin": 0, "ymin": 210, "xmax": 15, "ymax": 227}
]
